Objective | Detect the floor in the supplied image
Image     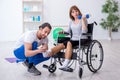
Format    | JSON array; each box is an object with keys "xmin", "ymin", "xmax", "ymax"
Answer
[{"xmin": 0, "ymin": 40, "xmax": 120, "ymax": 80}]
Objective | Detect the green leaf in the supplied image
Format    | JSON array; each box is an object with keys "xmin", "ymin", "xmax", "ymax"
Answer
[{"xmin": 100, "ymin": 0, "xmax": 120, "ymax": 30}]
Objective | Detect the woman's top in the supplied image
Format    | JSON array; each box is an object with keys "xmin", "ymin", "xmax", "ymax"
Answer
[{"xmin": 67, "ymin": 20, "xmax": 88, "ymax": 40}]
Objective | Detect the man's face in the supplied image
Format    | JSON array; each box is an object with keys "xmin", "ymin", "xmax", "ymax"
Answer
[{"xmin": 39, "ymin": 27, "xmax": 51, "ymax": 39}]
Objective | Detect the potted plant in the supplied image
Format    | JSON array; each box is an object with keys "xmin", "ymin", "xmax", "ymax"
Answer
[{"xmin": 100, "ymin": 0, "xmax": 120, "ymax": 40}]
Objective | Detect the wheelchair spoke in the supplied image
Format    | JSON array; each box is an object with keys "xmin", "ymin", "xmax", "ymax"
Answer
[{"xmin": 87, "ymin": 40, "xmax": 104, "ymax": 72}]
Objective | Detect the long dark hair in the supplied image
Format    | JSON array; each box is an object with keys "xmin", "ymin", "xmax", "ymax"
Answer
[{"xmin": 69, "ymin": 5, "xmax": 82, "ymax": 20}]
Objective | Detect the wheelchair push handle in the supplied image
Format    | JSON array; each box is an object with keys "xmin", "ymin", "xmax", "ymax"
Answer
[{"xmin": 94, "ymin": 21, "xmax": 97, "ymax": 25}]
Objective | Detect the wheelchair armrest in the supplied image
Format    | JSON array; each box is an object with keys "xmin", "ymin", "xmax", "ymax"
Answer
[
  {"xmin": 59, "ymin": 32, "xmax": 69, "ymax": 35},
  {"xmin": 64, "ymin": 32, "xmax": 70, "ymax": 35},
  {"xmin": 82, "ymin": 33, "xmax": 92, "ymax": 36}
]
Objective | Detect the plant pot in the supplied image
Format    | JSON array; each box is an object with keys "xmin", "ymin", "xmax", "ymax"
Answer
[{"xmin": 112, "ymin": 28, "xmax": 118, "ymax": 32}]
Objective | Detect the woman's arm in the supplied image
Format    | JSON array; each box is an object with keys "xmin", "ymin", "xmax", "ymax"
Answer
[{"xmin": 81, "ymin": 15, "xmax": 88, "ymax": 32}]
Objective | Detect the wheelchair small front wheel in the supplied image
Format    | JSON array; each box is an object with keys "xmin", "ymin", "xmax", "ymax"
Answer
[
  {"xmin": 48, "ymin": 64, "xmax": 57, "ymax": 73},
  {"xmin": 86, "ymin": 40, "xmax": 104, "ymax": 72},
  {"xmin": 79, "ymin": 67, "xmax": 83, "ymax": 78}
]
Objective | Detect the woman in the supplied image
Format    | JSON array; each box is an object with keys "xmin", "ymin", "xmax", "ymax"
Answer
[{"xmin": 44, "ymin": 5, "xmax": 88, "ymax": 71}]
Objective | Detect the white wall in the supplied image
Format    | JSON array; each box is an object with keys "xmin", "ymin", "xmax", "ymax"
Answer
[
  {"xmin": 0, "ymin": 0, "xmax": 120, "ymax": 41},
  {"xmin": 44, "ymin": 0, "xmax": 105, "ymax": 25},
  {"xmin": 43, "ymin": 0, "xmax": 120, "ymax": 40},
  {"xmin": 0, "ymin": 0, "xmax": 22, "ymax": 42}
]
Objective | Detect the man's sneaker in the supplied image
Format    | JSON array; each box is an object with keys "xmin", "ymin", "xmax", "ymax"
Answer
[
  {"xmin": 22, "ymin": 60, "xmax": 29, "ymax": 68},
  {"xmin": 28, "ymin": 65, "xmax": 41, "ymax": 76}
]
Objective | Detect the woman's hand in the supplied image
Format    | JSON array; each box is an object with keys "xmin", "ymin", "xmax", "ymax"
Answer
[
  {"xmin": 82, "ymin": 15, "xmax": 86, "ymax": 20},
  {"xmin": 58, "ymin": 30, "xmax": 64, "ymax": 34}
]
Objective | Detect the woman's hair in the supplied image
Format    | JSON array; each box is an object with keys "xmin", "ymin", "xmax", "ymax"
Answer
[
  {"xmin": 39, "ymin": 22, "xmax": 52, "ymax": 30},
  {"xmin": 69, "ymin": 5, "xmax": 82, "ymax": 20}
]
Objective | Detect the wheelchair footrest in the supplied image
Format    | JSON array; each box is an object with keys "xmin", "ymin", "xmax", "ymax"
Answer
[
  {"xmin": 59, "ymin": 67, "xmax": 73, "ymax": 72},
  {"xmin": 43, "ymin": 64, "xmax": 49, "ymax": 69}
]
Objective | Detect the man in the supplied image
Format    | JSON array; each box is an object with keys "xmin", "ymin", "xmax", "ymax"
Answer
[{"xmin": 13, "ymin": 22, "xmax": 52, "ymax": 76}]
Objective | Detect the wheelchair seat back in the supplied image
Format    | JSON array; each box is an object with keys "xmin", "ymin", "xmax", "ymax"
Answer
[{"xmin": 87, "ymin": 23, "xmax": 94, "ymax": 40}]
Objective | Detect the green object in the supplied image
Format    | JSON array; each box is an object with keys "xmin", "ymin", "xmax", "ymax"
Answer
[{"xmin": 53, "ymin": 28, "xmax": 65, "ymax": 40}]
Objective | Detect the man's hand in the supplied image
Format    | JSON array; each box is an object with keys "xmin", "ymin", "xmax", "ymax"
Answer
[{"xmin": 38, "ymin": 43, "xmax": 48, "ymax": 52}]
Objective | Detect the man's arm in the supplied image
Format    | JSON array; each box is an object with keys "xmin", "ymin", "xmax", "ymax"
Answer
[{"xmin": 24, "ymin": 42, "xmax": 47, "ymax": 57}]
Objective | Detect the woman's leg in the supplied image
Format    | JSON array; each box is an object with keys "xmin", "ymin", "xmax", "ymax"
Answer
[
  {"xmin": 65, "ymin": 41, "xmax": 72, "ymax": 59},
  {"xmin": 60, "ymin": 41, "xmax": 72, "ymax": 69},
  {"xmin": 47, "ymin": 43, "xmax": 65, "ymax": 56},
  {"xmin": 60, "ymin": 41, "xmax": 79, "ymax": 69}
]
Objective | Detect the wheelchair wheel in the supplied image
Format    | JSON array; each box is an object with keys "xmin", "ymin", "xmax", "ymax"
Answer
[
  {"xmin": 79, "ymin": 67, "xmax": 83, "ymax": 78},
  {"xmin": 48, "ymin": 64, "xmax": 57, "ymax": 73},
  {"xmin": 86, "ymin": 40, "xmax": 104, "ymax": 72}
]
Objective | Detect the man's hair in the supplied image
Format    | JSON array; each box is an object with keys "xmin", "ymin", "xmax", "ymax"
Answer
[{"xmin": 39, "ymin": 22, "xmax": 52, "ymax": 30}]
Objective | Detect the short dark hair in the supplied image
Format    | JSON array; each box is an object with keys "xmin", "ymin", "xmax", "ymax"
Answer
[{"xmin": 39, "ymin": 22, "xmax": 52, "ymax": 30}]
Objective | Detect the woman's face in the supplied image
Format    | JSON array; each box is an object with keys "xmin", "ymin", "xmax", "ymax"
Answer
[{"xmin": 71, "ymin": 9, "xmax": 79, "ymax": 19}]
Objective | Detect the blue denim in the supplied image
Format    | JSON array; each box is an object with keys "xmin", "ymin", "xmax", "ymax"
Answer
[{"xmin": 14, "ymin": 41, "xmax": 50, "ymax": 65}]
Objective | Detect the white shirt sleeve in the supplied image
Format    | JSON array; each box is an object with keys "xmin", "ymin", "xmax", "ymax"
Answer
[{"xmin": 24, "ymin": 31, "xmax": 35, "ymax": 43}]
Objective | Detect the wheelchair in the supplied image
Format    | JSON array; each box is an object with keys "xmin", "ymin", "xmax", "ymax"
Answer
[{"xmin": 43, "ymin": 21, "xmax": 104, "ymax": 78}]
